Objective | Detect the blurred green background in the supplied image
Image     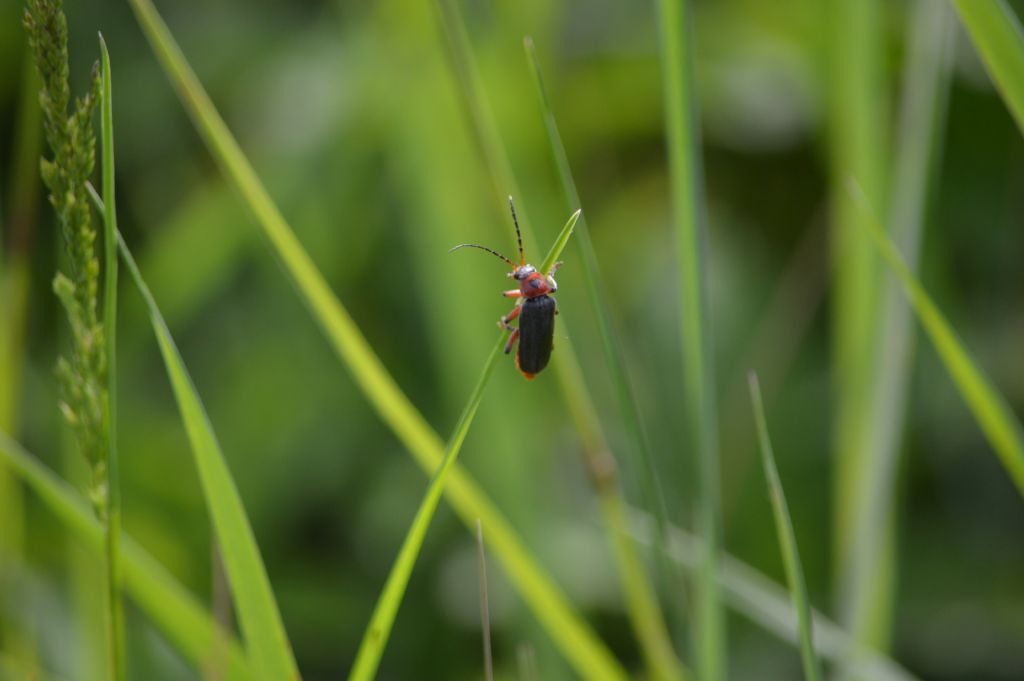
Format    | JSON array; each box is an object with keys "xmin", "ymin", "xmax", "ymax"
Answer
[{"xmin": 1, "ymin": 0, "xmax": 1023, "ymax": 679}]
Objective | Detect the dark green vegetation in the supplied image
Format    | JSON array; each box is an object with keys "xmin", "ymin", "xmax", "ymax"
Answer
[{"xmin": 1, "ymin": 1, "xmax": 1024, "ymax": 680}]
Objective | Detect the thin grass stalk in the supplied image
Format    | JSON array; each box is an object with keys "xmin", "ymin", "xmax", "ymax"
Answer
[
  {"xmin": 0, "ymin": 430, "xmax": 252, "ymax": 680},
  {"xmin": 98, "ymin": 35, "xmax": 125, "ymax": 681},
  {"xmin": 347, "ymin": 332, "xmax": 507, "ymax": 681},
  {"xmin": 121, "ymin": 3, "xmax": 625, "ymax": 677},
  {"xmin": 836, "ymin": 0, "xmax": 954, "ymax": 662},
  {"xmin": 951, "ymin": 0, "xmax": 1024, "ymax": 136},
  {"xmin": 654, "ymin": 0, "xmax": 724, "ymax": 678},
  {"xmin": 523, "ymin": 35, "xmax": 685, "ymax": 681},
  {"xmin": 748, "ymin": 374, "xmax": 823, "ymax": 681}
]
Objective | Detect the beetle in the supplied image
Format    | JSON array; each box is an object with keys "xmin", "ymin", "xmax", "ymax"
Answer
[{"xmin": 450, "ymin": 196, "xmax": 562, "ymax": 380}]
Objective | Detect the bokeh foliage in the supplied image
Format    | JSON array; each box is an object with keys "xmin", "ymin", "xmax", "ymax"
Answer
[{"xmin": 2, "ymin": 1, "xmax": 1024, "ymax": 680}]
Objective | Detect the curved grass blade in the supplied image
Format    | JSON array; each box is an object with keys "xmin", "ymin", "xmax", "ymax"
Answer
[
  {"xmin": 98, "ymin": 35, "xmax": 126, "ymax": 681},
  {"xmin": 951, "ymin": 0, "xmax": 1024, "ymax": 135},
  {"xmin": 114, "ymin": 232, "xmax": 299, "ymax": 680},
  {"xmin": 654, "ymin": 0, "xmax": 725, "ymax": 677},
  {"xmin": 748, "ymin": 374, "xmax": 822, "ymax": 681},
  {"xmin": 627, "ymin": 510, "xmax": 922, "ymax": 681},
  {"xmin": 0, "ymin": 431, "xmax": 251, "ymax": 680},
  {"xmin": 524, "ymin": 37, "xmax": 686, "ymax": 681},
  {"xmin": 348, "ymin": 215, "xmax": 577, "ymax": 681},
  {"xmin": 348, "ymin": 331, "xmax": 507, "ymax": 681},
  {"xmin": 849, "ymin": 183, "xmax": 1024, "ymax": 494},
  {"xmin": 121, "ymin": 3, "xmax": 625, "ymax": 678}
]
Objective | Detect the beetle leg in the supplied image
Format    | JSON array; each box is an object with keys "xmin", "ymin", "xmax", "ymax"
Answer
[
  {"xmin": 498, "ymin": 302, "xmax": 522, "ymax": 329},
  {"xmin": 503, "ymin": 327, "xmax": 520, "ymax": 354},
  {"xmin": 546, "ymin": 261, "xmax": 563, "ymax": 277},
  {"xmin": 502, "ymin": 289, "xmax": 522, "ymax": 298}
]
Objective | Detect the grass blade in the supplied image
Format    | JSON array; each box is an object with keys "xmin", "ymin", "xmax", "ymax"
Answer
[
  {"xmin": 654, "ymin": 0, "xmax": 724, "ymax": 677},
  {"xmin": 836, "ymin": 0, "xmax": 954, "ymax": 659},
  {"xmin": 115, "ymin": 233, "xmax": 299, "ymax": 680},
  {"xmin": 98, "ymin": 35, "xmax": 126, "ymax": 681},
  {"xmin": 348, "ymin": 331, "xmax": 507, "ymax": 681},
  {"xmin": 0, "ymin": 431, "xmax": 250, "ymax": 680},
  {"xmin": 951, "ymin": 0, "xmax": 1024, "ymax": 135},
  {"xmin": 628, "ymin": 511, "xmax": 922, "ymax": 681},
  {"xmin": 850, "ymin": 184, "xmax": 1024, "ymax": 494},
  {"xmin": 524, "ymin": 36, "xmax": 686, "ymax": 681},
  {"xmin": 122, "ymin": 2, "xmax": 625, "ymax": 677},
  {"xmin": 347, "ymin": 212, "xmax": 577, "ymax": 681},
  {"xmin": 748, "ymin": 374, "xmax": 822, "ymax": 681}
]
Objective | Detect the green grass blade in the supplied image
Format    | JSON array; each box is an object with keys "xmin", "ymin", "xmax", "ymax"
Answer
[
  {"xmin": 628, "ymin": 511, "xmax": 922, "ymax": 681},
  {"xmin": 951, "ymin": 0, "xmax": 1024, "ymax": 135},
  {"xmin": 539, "ymin": 209, "xmax": 580, "ymax": 275},
  {"xmin": 0, "ymin": 431, "xmax": 250, "ymax": 680},
  {"xmin": 122, "ymin": 3, "xmax": 625, "ymax": 678},
  {"xmin": 98, "ymin": 35, "xmax": 126, "ymax": 681},
  {"xmin": 524, "ymin": 36, "xmax": 686, "ymax": 681},
  {"xmin": 748, "ymin": 374, "xmax": 822, "ymax": 681},
  {"xmin": 348, "ymin": 331, "xmax": 507, "ymax": 681},
  {"xmin": 348, "ymin": 218, "xmax": 578, "ymax": 681},
  {"xmin": 850, "ymin": 184, "xmax": 1024, "ymax": 494},
  {"xmin": 115, "ymin": 233, "xmax": 299, "ymax": 680},
  {"xmin": 836, "ymin": 0, "xmax": 954, "ymax": 658},
  {"xmin": 654, "ymin": 0, "xmax": 724, "ymax": 678}
]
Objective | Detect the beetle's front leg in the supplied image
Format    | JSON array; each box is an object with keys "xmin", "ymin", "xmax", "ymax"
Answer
[{"xmin": 502, "ymin": 289, "xmax": 522, "ymax": 298}]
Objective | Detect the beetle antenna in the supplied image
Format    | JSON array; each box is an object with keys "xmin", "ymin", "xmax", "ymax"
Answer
[
  {"xmin": 508, "ymin": 195, "xmax": 525, "ymax": 266},
  {"xmin": 449, "ymin": 243, "xmax": 516, "ymax": 267}
]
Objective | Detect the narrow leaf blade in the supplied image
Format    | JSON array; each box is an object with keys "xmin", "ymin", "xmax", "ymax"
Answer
[
  {"xmin": 348, "ymin": 332, "xmax": 506, "ymax": 681},
  {"xmin": 850, "ymin": 184, "xmax": 1024, "ymax": 494},
  {"xmin": 117, "ymin": 236, "xmax": 299, "ymax": 680},
  {"xmin": 748, "ymin": 374, "xmax": 822, "ymax": 681}
]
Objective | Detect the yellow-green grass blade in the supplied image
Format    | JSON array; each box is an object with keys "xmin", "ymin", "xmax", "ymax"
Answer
[
  {"xmin": 748, "ymin": 374, "xmax": 822, "ymax": 681},
  {"xmin": 348, "ymin": 331, "xmax": 507, "ymax": 681},
  {"xmin": 627, "ymin": 512, "xmax": 922, "ymax": 681},
  {"xmin": 851, "ymin": 184, "xmax": 1024, "ymax": 494},
  {"xmin": 115, "ymin": 232, "xmax": 299, "ymax": 680},
  {"xmin": 0, "ymin": 431, "xmax": 250, "ymax": 680},
  {"xmin": 951, "ymin": 0, "xmax": 1024, "ymax": 136},
  {"xmin": 122, "ymin": 2, "xmax": 625, "ymax": 678},
  {"xmin": 524, "ymin": 36, "xmax": 686, "ymax": 681},
  {"xmin": 348, "ymin": 217, "xmax": 576, "ymax": 681},
  {"xmin": 654, "ymin": 0, "xmax": 724, "ymax": 678},
  {"xmin": 98, "ymin": 35, "xmax": 126, "ymax": 681},
  {"xmin": 836, "ymin": 0, "xmax": 954, "ymax": 661}
]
